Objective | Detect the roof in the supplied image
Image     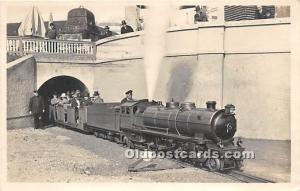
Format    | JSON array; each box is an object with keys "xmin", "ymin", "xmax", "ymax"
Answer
[
  {"xmin": 7, "ymin": 23, "xmax": 20, "ymax": 36},
  {"xmin": 7, "ymin": 21, "xmax": 66, "ymax": 36},
  {"xmin": 120, "ymin": 99, "xmax": 149, "ymax": 107},
  {"xmin": 120, "ymin": 100, "xmax": 140, "ymax": 107},
  {"xmin": 44, "ymin": 21, "xmax": 67, "ymax": 33}
]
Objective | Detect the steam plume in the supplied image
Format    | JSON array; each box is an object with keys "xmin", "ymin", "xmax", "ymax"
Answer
[{"xmin": 143, "ymin": 4, "xmax": 170, "ymax": 101}]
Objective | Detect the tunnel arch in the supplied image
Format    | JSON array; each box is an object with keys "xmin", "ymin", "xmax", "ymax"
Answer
[
  {"xmin": 38, "ymin": 75, "xmax": 89, "ymax": 96},
  {"xmin": 37, "ymin": 75, "xmax": 89, "ymax": 124}
]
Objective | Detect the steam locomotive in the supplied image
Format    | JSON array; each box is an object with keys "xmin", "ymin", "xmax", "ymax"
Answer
[{"xmin": 54, "ymin": 99, "xmax": 245, "ymax": 172}]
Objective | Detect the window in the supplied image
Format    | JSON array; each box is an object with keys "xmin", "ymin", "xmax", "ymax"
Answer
[
  {"xmin": 121, "ymin": 107, "xmax": 126, "ymax": 114},
  {"xmin": 126, "ymin": 107, "xmax": 130, "ymax": 114},
  {"xmin": 133, "ymin": 106, "xmax": 138, "ymax": 114}
]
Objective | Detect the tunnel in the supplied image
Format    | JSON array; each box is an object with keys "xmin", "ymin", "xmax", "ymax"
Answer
[{"xmin": 38, "ymin": 75, "xmax": 89, "ymax": 125}]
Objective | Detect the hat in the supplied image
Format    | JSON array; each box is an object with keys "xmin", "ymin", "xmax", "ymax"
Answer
[
  {"xmin": 125, "ymin": 90, "xmax": 133, "ymax": 95},
  {"xmin": 50, "ymin": 22, "xmax": 55, "ymax": 26},
  {"xmin": 61, "ymin": 93, "xmax": 67, "ymax": 98},
  {"xmin": 121, "ymin": 20, "xmax": 127, "ymax": 25},
  {"xmin": 105, "ymin": 26, "xmax": 110, "ymax": 29},
  {"xmin": 93, "ymin": 91, "xmax": 100, "ymax": 96}
]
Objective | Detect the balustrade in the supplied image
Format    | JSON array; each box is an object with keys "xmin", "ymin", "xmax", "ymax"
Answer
[{"xmin": 6, "ymin": 37, "xmax": 95, "ymax": 57}]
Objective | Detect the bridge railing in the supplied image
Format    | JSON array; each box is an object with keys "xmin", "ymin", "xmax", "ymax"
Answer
[{"xmin": 7, "ymin": 36, "xmax": 96, "ymax": 57}]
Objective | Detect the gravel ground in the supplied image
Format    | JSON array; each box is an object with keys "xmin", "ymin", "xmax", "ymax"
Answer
[
  {"xmin": 7, "ymin": 126, "xmax": 290, "ymax": 182},
  {"xmin": 241, "ymin": 139, "xmax": 290, "ymax": 182}
]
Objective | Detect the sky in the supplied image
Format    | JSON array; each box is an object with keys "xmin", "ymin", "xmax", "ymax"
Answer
[{"xmin": 5, "ymin": 2, "xmax": 130, "ymax": 24}]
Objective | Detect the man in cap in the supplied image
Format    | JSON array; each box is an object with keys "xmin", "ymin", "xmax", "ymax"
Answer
[
  {"xmin": 92, "ymin": 91, "xmax": 104, "ymax": 103},
  {"xmin": 29, "ymin": 90, "xmax": 45, "ymax": 129},
  {"xmin": 121, "ymin": 90, "xmax": 133, "ymax": 103},
  {"xmin": 121, "ymin": 20, "xmax": 134, "ymax": 34},
  {"xmin": 194, "ymin": 6, "xmax": 208, "ymax": 23}
]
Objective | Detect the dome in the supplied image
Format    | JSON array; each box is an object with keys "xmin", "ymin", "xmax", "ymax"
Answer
[{"xmin": 67, "ymin": 6, "xmax": 95, "ymax": 26}]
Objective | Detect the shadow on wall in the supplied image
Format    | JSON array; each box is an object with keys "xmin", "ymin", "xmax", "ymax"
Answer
[{"xmin": 167, "ymin": 63, "xmax": 196, "ymax": 102}]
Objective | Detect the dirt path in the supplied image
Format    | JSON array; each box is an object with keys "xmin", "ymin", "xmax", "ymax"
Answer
[{"xmin": 7, "ymin": 127, "xmax": 235, "ymax": 182}]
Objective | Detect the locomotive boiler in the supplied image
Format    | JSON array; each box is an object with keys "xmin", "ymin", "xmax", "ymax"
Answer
[{"xmin": 142, "ymin": 101, "xmax": 237, "ymax": 142}]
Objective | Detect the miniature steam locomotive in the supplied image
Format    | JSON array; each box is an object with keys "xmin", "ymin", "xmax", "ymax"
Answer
[{"xmin": 54, "ymin": 99, "xmax": 245, "ymax": 172}]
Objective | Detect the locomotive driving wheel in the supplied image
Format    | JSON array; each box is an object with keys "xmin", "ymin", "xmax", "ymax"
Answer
[
  {"xmin": 123, "ymin": 136, "xmax": 134, "ymax": 149},
  {"xmin": 206, "ymin": 158, "xmax": 221, "ymax": 171},
  {"xmin": 235, "ymin": 160, "xmax": 243, "ymax": 170}
]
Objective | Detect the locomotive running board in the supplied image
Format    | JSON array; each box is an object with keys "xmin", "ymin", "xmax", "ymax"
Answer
[{"xmin": 121, "ymin": 126, "xmax": 209, "ymax": 144}]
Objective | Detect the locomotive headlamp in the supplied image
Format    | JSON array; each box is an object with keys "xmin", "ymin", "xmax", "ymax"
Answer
[
  {"xmin": 217, "ymin": 141, "xmax": 224, "ymax": 149},
  {"xmin": 236, "ymin": 137, "xmax": 243, "ymax": 147},
  {"xmin": 225, "ymin": 104, "xmax": 235, "ymax": 115}
]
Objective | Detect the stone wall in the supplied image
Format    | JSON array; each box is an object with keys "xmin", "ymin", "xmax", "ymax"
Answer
[{"xmin": 7, "ymin": 55, "xmax": 36, "ymax": 129}]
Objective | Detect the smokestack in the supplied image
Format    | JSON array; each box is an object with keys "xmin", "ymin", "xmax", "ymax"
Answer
[{"xmin": 206, "ymin": 101, "xmax": 216, "ymax": 111}]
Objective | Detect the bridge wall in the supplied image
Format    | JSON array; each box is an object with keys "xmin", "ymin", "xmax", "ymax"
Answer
[
  {"xmin": 7, "ymin": 55, "xmax": 36, "ymax": 129},
  {"xmin": 36, "ymin": 62, "xmax": 95, "ymax": 92}
]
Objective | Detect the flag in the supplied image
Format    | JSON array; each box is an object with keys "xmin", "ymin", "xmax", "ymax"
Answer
[
  {"xmin": 48, "ymin": 12, "xmax": 54, "ymax": 29},
  {"xmin": 18, "ymin": 6, "xmax": 46, "ymax": 38}
]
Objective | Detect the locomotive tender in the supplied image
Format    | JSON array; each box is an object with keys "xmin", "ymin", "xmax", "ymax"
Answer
[{"xmin": 54, "ymin": 99, "xmax": 245, "ymax": 172}]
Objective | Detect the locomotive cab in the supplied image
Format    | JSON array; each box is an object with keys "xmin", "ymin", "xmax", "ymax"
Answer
[{"xmin": 119, "ymin": 99, "xmax": 158, "ymax": 129}]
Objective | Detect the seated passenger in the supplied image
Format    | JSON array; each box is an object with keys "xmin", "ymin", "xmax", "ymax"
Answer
[
  {"xmin": 71, "ymin": 93, "xmax": 81, "ymax": 108},
  {"xmin": 70, "ymin": 93, "xmax": 81, "ymax": 125},
  {"xmin": 81, "ymin": 92, "xmax": 92, "ymax": 106},
  {"xmin": 49, "ymin": 93, "xmax": 59, "ymax": 123},
  {"xmin": 58, "ymin": 93, "xmax": 69, "ymax": 105},
  {"xmin": 59, "ymin": 93, "xmax": 70, "ymax": 122},
  {"xmin": 66, "ymin": 92, "xmax": 72, "ymax": 102},
  {"xmin": 70, "ymin": 90, "xmax": 76, "ymax": 96},
  {"xmin": 121, "ymin": 90, "xmax": 133, "ymax": 103},
  {"xmin": 93, "ymin": 91, "xmax": 104, "ymax": 103}
]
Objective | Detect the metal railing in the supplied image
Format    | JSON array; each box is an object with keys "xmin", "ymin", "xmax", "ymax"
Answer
[{"xmin": 7, "ymin": 36, "xmax": 96, "ymax": 56}]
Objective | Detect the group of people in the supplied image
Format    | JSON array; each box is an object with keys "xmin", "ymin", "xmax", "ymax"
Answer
[
  {"xmin": 48, "ymin": 90, "xmax": 104, "ymax": 123},
  {"xmin": 50, "ymin": 90, "xmax": 104, "ymax": 108},
  {"xmin": 45, "ymin": 19, "xmax": 136, "ymax": 40},
  {"xmin": 29, "ymin": 89, "xmax": 134, "ymax": 129}
]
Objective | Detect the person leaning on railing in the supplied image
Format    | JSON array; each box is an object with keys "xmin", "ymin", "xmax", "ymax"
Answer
[
  {"xmin": 194, "ymin": 6, "xmax": 208, "ymax": 23},
  {"xmin": 45, "ymin": 23, "xmax": 58, "ymax": 40},
  {"xmin": 121, "ymin": 20, "xmax": 134, "ymax": 34},
  {"xmin": 45, "ymin": 22, "xmax": 58, "ymax": 53}
]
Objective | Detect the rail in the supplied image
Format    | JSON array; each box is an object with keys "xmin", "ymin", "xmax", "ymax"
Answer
[
  {"xmin": 226, "ymin": 170, "xmax": 275, "ymax": 183},
  {"xmin": 7, "ymin": 36, "xmax": 96, "ymax": 56}
]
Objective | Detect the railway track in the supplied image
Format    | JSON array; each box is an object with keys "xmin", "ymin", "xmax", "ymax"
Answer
[
  {"xmin": 166, "ymin": 158, "xmax": 275, "ymax": 183},
  {"xmin": 225, "ymin": 170, "xmax": 275, "ymax": 183}
]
